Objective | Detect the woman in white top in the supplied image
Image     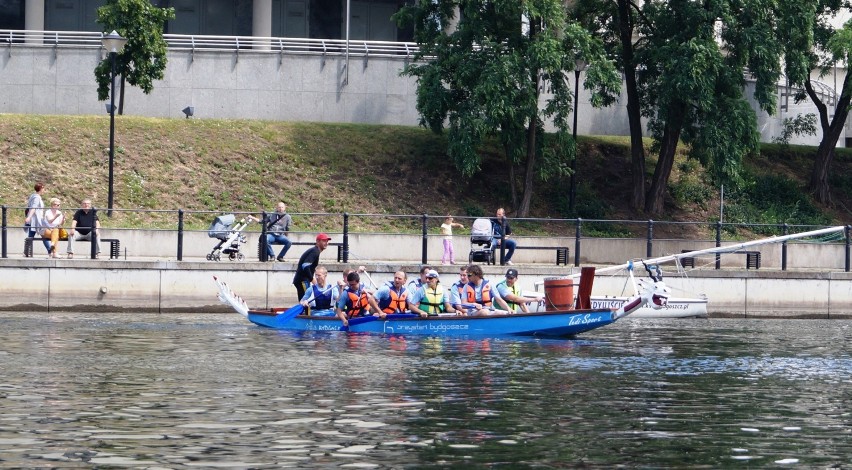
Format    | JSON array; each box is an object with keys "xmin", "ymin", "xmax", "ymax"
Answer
[{"xmin": 41, "ymin": 198, "xmax": 67, "ymax": 258}]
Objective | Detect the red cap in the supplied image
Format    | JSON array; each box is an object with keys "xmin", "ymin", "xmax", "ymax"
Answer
[{"xmin": 316, "ymin": 233, "xmax": 332, "ymax": 241}]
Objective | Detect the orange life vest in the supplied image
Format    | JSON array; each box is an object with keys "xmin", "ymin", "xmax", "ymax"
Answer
[
  {"xmin": 464, "ymin": 280, "xmax": 492, "ymax": 306},
  {"xmin": 345, "ymin": 289, "xmax": 370, "ymax": 317},
  {"xmin": 379, "ymin": 283, "xmax": 408, "ymax": 314}
]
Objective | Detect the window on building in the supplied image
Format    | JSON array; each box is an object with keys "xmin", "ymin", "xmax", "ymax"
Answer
[{"xmin": 0, "ymin": 0, "xmax": 24, "ymax": 30}]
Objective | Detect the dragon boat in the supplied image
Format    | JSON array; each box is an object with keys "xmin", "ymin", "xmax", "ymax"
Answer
[{"xmin": 215, "ymin": 267, "xmax": 670, "ymax": 338}]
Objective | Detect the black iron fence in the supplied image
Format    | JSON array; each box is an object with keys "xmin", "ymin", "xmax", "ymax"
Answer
[{"xmin": 2, "ymin": 205, "xmax": 850, "ymax": 271}]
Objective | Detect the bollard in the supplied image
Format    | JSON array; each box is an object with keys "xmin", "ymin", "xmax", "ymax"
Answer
[
  {"xmin": 177, "ymin": 209, "xmax": 184, "ymax": 261},
  {"xmin": 259, "ymin": 211, "xmax": 268, "ymax": 262},
  {"xmin": 646, "ymin": 219, "xmax": 654, "ymax": 258},
  {"xmin": 342, "ymin": 212, "xmax": 349, "ymax": 263}
]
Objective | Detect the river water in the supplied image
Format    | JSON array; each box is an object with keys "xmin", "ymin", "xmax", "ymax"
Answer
[{"xmin": 0, "ymin": 313, "xmax": 849, "ymax": 468}]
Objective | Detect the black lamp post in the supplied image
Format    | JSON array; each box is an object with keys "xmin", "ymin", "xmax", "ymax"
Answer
[
  {"xmin": 570, "ymin": 58, "xmax": 586, "ymax": 212},
  {"xmin": 101, "ymin": 30, "xmax": 128, "ymax": 217}
]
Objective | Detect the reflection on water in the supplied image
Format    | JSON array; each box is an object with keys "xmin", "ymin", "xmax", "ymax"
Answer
[{"xmin": 0, "ymin": 313, "xmax": 850, "ymax": 467}]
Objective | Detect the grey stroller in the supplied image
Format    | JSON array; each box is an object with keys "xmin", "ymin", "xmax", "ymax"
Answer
[
  {"xmin": 207, "ymin": 214, "xmax": 250, "ymax": 261},
  {"xmin": 468, "ymin": 218, "xmax": 496, "ymax": 264}
]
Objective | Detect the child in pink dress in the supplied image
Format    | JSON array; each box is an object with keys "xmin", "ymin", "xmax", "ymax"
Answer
[{"xmin": 440, "ymin": 216, "xmax": 464, "ymax": 264}]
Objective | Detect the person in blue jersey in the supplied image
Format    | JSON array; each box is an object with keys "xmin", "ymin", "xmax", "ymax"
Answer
[
  {"xmin": 493, "ymin": 268, "xmax": 538, "ymax": 313},
  {"xmin": 299, "ymin": 265, "xmax": 336, "ymax": 316},
  {"xmin": 448, "ymin": 266, "xmax": 469, "ymax": 312},
  {"xmin": 409, "ymin": 270, "xmax": 458, "ymax": 317},
  {"xmin": 335, "ymin": 271, "xmax": 382, "ymax": 327},
  {"xmin": 463, "ymin": 264, "xmax": 511, "ymax": 315},
  {"xmin": 406, "ymin": 265, "xmax": 431, "ymax": 293},
  {"xmin": 374, "ymin": 271, "xmax": 410, "ymax": 314}
]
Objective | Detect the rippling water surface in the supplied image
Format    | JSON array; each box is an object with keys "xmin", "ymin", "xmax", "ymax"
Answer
[{"xmin": 0, "ymin": 313, "xmax": 850, "ymax": 468}]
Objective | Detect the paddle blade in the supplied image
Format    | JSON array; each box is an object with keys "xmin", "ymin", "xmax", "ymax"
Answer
[{"xmin": 279, "ymin": 304, "xmax": 305, "ymax": 322}]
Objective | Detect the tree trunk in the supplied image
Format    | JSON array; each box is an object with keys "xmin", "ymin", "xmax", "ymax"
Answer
[
  {"xmin": 644, "ymin": 105, "xmax": 684, "ymax": 214},
  {"xmin": 518, "ymin": 117, "xmax": 537, "ymax": 217},
  {"xmin": 805, "ymin": 77, "xmax": 852, "ymax": 204},
  {"xmin": 616, "ymin": 0, "xmax": 646, "ymax": 211},
  {"xmin": 509, "ymin": 163, "xmax": 518, "ymax": 209}
]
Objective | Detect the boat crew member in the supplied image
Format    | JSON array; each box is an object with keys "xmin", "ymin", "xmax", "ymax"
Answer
[
  {"xmin": 407, "ymin": 265, "xmax": 431, "ymax": 293},
  {"xmin": 448, "ymin": 266, "xmax": 469, "ymax": 312},
  {"xmin": 335, "ymin": 271, "xmax": 383, "ymax": 327},
  {"xmin": 463, "ymin": 264, "xmax": 511, "ymax": 315},
  {"xmin": 448, "ymin": 266, "xmax": 469, "ymax": 311},
  {"xmin": 409, "ymin": 270, "xmax": 457, "ymax": 317},
  {"xmin": 494, "ymin": 268, "xmax": 538, "ymax": 313},
  {"xmin": 299, "ymin": 265, "xmax": 336, "ymax": 316},
  {"xmin": 293, "ymin": 233, "xmax": 332, "ymax": 301},
  {"xmin": 374, "ymin": 271, "xmax": 410, "ymax": 314}
]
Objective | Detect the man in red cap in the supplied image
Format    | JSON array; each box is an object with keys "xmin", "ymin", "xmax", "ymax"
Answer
[{"xmin": 293, "ymin": 233, "xmax": 332, "ymax": 300}]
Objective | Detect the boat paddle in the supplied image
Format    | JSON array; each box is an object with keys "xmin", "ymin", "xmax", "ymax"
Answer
[
  {"xmin": 360, "ymin": 269, "xmax": 379, "ymax": 289},
  {"xmin": 274, "ymin": 303, "xmax": 305, "ymax": 324}
]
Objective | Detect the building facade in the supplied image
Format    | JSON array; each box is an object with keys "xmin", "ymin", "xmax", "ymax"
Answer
[{"xmin": 0, "ymin": 0, "xmax": 413, "ymax": 42}]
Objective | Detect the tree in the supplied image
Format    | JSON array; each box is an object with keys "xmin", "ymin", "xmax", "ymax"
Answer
[
  {"xmin": 577, "ymin": 0, "xmax": 781, "ymax": 214},
  {"xmin": 396, "ymin": 0, "xmax": 620, "ymax": 216},
  {"xmin": 780, "ymin": 0, "xmax": 852, "ymax": 204},
  {"xmin": 94, "ymin": 0, "xmax": 175, "ymax": 115}
]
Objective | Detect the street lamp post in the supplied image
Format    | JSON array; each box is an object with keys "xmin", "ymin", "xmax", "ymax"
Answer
[
  {"xmin": 101, "ymin": 30, "xmax": 128, "ymax": 217},
  {"xmin": 569, "ymin": 58, "xmax": 587, "ymax": 212}
]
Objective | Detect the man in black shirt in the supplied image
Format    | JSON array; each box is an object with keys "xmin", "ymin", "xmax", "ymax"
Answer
[
  {"xmin": 67, "ymin": 199, "xmax": 101, "ymax": 259},
  {"xmin": 293, "ymin": 233, "xmax": 332, "ymax": 300}
]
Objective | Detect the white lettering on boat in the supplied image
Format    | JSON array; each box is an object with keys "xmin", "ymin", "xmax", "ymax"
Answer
[
  {"xmin": 567, "ymin": 314, "xmax": 604, "ymax": 326},
  {"xmin": 385, "ymin": 322, "xmax": 470, "ymax": 333}
]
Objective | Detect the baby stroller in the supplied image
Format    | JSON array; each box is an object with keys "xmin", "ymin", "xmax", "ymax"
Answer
[
  {"xmin": 207, "ymin": 214, "xmax": 250, "ymax": 261},
  {"xmin": 469, "ymin": 218, "xmax": 496, "ymax": 264}
]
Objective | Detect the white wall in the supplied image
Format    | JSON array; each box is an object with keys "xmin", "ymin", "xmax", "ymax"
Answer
[{"xmin": 1, "ymin": 44, "xmax": 843, "ymax": 145}]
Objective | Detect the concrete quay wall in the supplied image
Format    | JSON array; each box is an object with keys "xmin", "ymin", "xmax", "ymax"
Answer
[{"xmin": 1, "ymin": 258, "xmax": 850, "ymax": 318}]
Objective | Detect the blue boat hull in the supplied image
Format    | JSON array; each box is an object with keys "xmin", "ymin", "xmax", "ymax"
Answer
[{"xmin": 245, "ymin": 309, "xmax": 619, "ymax": 337}]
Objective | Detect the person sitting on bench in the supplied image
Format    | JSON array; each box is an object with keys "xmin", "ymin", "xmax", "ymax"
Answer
[
  {"xmin": 40, "ymin": 197, "xmax": 67, "ymax": 259},
  {"xmin": 67, "ymin": 198, "xmax": 101, "ymax": 259}
]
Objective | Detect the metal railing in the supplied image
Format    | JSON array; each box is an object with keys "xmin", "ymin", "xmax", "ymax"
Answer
[
  {"xmin": 1, "ymin": 205, "xmax": 849, "ymax": 271},
  {"xmin": 0, "ymin": 29, "xmax": 420, "ymax": 58}
]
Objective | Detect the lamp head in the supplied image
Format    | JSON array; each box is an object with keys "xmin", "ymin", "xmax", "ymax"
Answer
[{"xmin": 102, "ymin": 30, "xmax": 128, "ymax": 54}]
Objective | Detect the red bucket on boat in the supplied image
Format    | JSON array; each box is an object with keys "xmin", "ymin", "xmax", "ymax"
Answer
[{"xmin": 543, "ymin": 278, "xmax": 574, "ymax": 311}]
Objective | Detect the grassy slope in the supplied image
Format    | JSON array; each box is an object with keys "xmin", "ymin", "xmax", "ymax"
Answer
[{"xmin": 1, "ymin": 114, "xmax": 850, "ymax": 234}]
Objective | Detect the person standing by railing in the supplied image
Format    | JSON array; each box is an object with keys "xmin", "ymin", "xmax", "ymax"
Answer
[
  {"xmin": 23, "ymin": 182, "xmax": 49, "ymax": 255},
  {"xmin": 440, "ymin": 215, "xmax": 464, "ymax": 265},
  {"xmin": 293, "ymin": 233, "xmax": 332, "ymax": 300}
]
